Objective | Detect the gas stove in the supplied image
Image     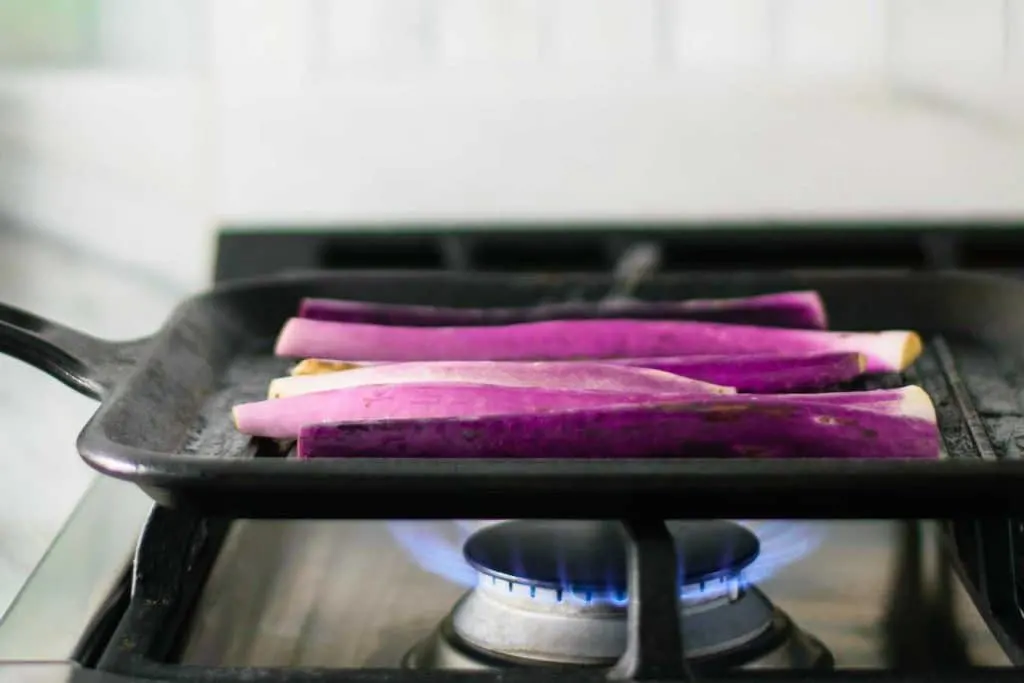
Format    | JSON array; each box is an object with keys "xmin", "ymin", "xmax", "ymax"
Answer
[
  {"xmin": 3, "ymin": 225, "xmax": 1024, "ymax": 683},
  {"xmin": 174, "ymin": 516, "xmax": 1014, "ymax": 673}
]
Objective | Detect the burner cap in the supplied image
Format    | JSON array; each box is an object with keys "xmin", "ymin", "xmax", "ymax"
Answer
[{"xmin": 463, "ymin": 520, "xmax": 759, "ymax": 592}]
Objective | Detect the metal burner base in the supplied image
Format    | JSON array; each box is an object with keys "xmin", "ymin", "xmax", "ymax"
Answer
[{"xmin": 404, "ymin": 597, "xmax": 833, "ymax": 673}]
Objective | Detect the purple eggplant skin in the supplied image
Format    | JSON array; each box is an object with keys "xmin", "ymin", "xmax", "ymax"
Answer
[
  {"xmin": 296, "ymin": 395, "xmax": 940, "ymax": 461},
  {"xmin": 274, "ymin": 317, "xmax": 921, "ymax": 373},
  {"xmin": 298, "ymin": 290, "xmax": 828, "ymax": 329},
  {"xmin": 611, "ymin": 352, "xmax": 867, "ymax": 393},
  {"xmin": 234, "ymin": 381, "xmax": 933, "ymax": 440},
  {"xmin": 284, "ymin": 353, "xmax": 864, "ymax": 394},
  {"xmin": 234, "ymin": 383, "xmax": 732, "ymax": 439}
]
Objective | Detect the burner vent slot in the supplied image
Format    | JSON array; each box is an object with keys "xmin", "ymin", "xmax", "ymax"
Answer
[
  {"xmin": 659, "ymin": 232, "xmax": 927, "ymax": 270},
  {"xmin": 470, "ymin": 237, "xmax": 610, "ymax": 271},
  {"xmin": 319, "ymin": 237, "xmax": 445, "ymax": 270},
  {"xmin": 959, "ymin": 233, "xmax": 1024, "ymax": 269}
]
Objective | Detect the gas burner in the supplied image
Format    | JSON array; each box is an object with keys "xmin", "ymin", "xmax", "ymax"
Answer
[{"xmin": 405, "ymin": 521, "xmax": 832, "ymax": 672}]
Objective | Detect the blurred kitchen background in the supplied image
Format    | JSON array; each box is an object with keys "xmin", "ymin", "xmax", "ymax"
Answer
[
  {"xmin": 2, "ymin": 0, "xmax": 1024, "ymax": 288},
  {"xmin": 0, "ymin": 0, "xmax": 1023, "ymax": 616}
]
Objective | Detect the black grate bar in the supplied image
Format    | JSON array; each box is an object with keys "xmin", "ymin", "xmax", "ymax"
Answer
[
  {"xmin": 945, "ymin": 523, "xmax": 1024, "ymax": 665},
  {"xmin": 609, "ymin": 520, "xmax": 689, "ymax": 681},
  {"xmin": 923, "ymin": 337, "xmax": 1024, "ymax": 659},
  {"xmin": 976, "ymin": 520, "xmax": 1024, "ymax": 641},
  {"xmin": 97, "ymin": 507, "xmax": 231, "ymax": 673},
  {"xmin": 931, "ymin": 337, "xmax": 998, "ymax": 461}
]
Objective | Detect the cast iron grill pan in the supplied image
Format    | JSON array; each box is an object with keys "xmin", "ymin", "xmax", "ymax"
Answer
[{"xmin": 2, "ymin": 270, "xmax": 1024, "ymax": 519}]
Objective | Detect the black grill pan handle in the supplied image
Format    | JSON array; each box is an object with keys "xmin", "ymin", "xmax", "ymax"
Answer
[{"xmin": 0, "ymin": 302, "xmax": 145, "ymax": 400}]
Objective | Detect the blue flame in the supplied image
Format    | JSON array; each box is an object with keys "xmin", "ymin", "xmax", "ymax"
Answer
[
  {"xmin": 387, "ymin": 521, "xmax": 479, "ymax": 587},
  {"xmin": 738, "ymin": 520, "xmax": 825, "ymax": 587},
  {"xmin": 386, "ymin": 520, "xmax": 822, "ymax": 605}
]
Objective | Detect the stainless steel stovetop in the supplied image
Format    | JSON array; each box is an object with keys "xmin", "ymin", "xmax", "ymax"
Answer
[
  {"xmin": 181, "ymin": 519, "xmax": 1009, "ymax": 670},
  {"xmin": 0, "ymin": 475, "xmax": 1010, "ymax": 674}
]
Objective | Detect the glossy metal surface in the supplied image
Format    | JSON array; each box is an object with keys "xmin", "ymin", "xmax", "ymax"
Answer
[
  {"xmin": 180, "ymin": 520, "xmax": 1012, "ymax": 669},
  {"xmin": 430, "ymin": 584, "xmax": 817, "ymax": 667},
  {"xmin": 405, "ymin": 605, "xmax": 831, "ymax": 672},
  {"xmin": 0, "ymin": 477, "xmax": 150, "ymax": 661},
  {"xmin": 444, "ymin": 519, "xmax": 770, "ymax": 667},
  {"xmin": 0, "ymin": 663, "xmax": 78, "ymax": 683},
  {"xmin": 0, "ymin": 663, "xmax": 157, "ymax": 683}
]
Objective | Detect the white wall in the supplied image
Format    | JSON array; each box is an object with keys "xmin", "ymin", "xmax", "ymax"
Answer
[
  {"xmin": 0, "ymin": 1, "xmax": 211, "ymax": 289},
  {"xmin": 1, "ymin": 0, "xmax": 1023, "ymax": 287},
  {"xmin": 0, "ymin": 73, "xmax": 211, "ymax": 288},
  {"xmin": 93, "ymin": 0, "xmax": 207, "ymax": 72},
  {"xmin": 213, "ymin": 0, "xmax": 1024, "ymax": 75},
  {"xmin": 213, "ymin": 0, "xmax": 1024, "ymax": 226}
]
